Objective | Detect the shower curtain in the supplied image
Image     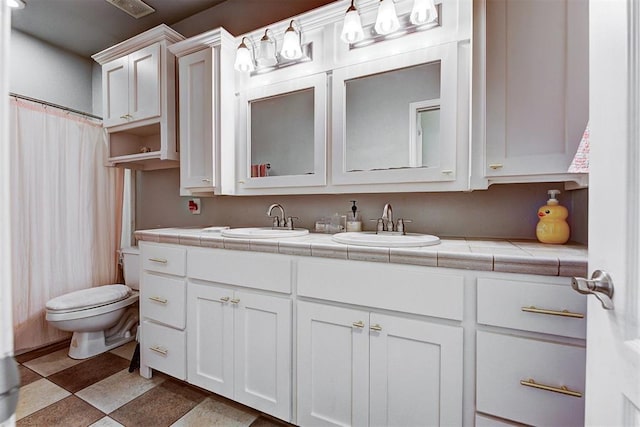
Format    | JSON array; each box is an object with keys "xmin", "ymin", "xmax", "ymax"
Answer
[{"xmin": 9, "ymin": 97, "xmax": 124, "ymax": 353}]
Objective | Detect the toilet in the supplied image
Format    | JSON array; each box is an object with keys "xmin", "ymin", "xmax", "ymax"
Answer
[{"xmin": 46, "ymin": 247, "xmax": 140, "ymax": 359}]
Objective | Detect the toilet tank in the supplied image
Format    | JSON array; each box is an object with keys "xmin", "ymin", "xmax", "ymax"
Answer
[{"xmin": 120, "ymin": 246, "xmax": 140, "ymax": 290}]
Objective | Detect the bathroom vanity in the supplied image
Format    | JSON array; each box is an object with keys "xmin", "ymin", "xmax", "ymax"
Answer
[{"xmin": 135, "ymin": 228, "xmax": 587, "ymax": 426}]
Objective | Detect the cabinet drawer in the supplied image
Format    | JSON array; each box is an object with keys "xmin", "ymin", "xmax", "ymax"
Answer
[
  {"xmin": 141, "ymin": 272, "xmax": 186, "ymax": 329},
  {"xmin": 141, "ymin": 243, "xmax": 186, "ymax": 276},
  {"xmin": 188, "ymin": 248, "xmax": 292, "ymax": 293},
  {"xmin": 141, "ymin": 320, "xmax": 186, "ymax": 380},
  {"xmin": 476, "ymin": 331, "xmax": 585, "ymax": 426},
  {"xmin": 477, "ymin": 278, "xmax": 586, "ymax": 339},
  {"xmin": 297, "ymin": 258, "xmax": 464, "ymax": 320}
]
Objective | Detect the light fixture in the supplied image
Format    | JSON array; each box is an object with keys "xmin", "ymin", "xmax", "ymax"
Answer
[
  {"xmin": 280, "ymin": 20, "xmax": 303, "ymax": 60},
  {"xmin": 340, "ymin": 0, "xmax": 364, "ymax": 44},
  {"xmin": 374, "ymin": 0, "xmax": 400, "ymax": 35},
  {"xmin": 256, "ymin": 29, "xmax": 278, "ymax": 68},
  {"xmin": 234, "ymin": 37, "xmax": 255, "ymax": 73},
  {"xmin": 410, "ymin": 0, "xmax": 438, "ymax": 25},
  {"xmin": 7, "ymin": 0, "xmax": 25, "ymax": 9}
]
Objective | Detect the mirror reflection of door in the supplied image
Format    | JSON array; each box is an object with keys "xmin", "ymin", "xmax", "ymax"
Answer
[
  {"xmin": 249, "ymin": 88, "xmax": 315, "ymax": 177},
  {"xmin": 344, "ymin": 61, "xmax": 441, "ymax": 172}
]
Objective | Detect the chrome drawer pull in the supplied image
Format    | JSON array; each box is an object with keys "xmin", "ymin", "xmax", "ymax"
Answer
[
  {"xmin": 352, "ymin": 321, "xmax": 365, "ymax": 328},
  {"xmin": 148, "ymin": 296, "xmax": 167, "ymax": 304},
  {"xmin": 148, "ymin": 257, "xmax": 168, "ymax": 264},
  {"xmin": 220, "ymin": 297, "xmax": 230, "ymax": 302},
  {"xmin": 521, "ymin": 306, "xmax": 584, "ymax": 319},
  {"xmin": 149, "ymin": 346, "xmax": 168, "ymax": 356},
  {"xmin": 520, "ymin": 378, "xmax": 583, "ymax": 398},
  {"xmin": 489, "ymin": 163, "xmax": 503, "ymax": 170},
  {"xmin": 370, "ymin": 324, "xmax": 382, "ymax": 332},
  {"xmin": 230, "ymin": 298, "xmax": 240, "ymax": 304}
]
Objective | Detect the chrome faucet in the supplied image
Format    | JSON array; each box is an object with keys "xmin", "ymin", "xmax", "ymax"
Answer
[
  {"xmin": 382, "ymin": 203, "xmax": 394, "ymax": 232},
  {"xmin": 267, "ymin": 203, "xmax": 286, "ymax": 228}
]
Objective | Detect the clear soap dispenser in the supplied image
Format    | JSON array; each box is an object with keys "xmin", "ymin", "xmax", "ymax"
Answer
[
  {"xmin": 536, "ymin": 189, "xmax": 570, "ymax": 244},
  {"xmin": 346, "ymin": 200, "xmax": 362, "ymax": 232}
]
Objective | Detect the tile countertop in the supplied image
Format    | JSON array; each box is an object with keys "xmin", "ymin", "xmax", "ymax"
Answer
[{"xmin": 134, "ymin": 228, "xmax": 588, "ymax": 278}]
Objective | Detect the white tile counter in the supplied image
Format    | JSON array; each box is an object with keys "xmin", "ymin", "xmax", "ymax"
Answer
[{"xmin": 134, "ymin": 228, "xmax": 587, "ymax": 277}]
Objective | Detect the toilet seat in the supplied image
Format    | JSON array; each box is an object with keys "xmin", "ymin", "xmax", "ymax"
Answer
[{"xmin": 46, "ymin": 284, "xmax": 131, "ymax": 313}]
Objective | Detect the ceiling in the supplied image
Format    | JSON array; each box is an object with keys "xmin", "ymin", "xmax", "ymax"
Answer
[{"xmin": 10, "ymin": 0, "xmax": 228, "ymax": 57}]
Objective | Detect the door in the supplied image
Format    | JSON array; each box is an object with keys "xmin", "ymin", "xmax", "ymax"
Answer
[
  {"xmin": 297, "ymin": 301, "xmax": 369, "ymax": 427},
  {"xmin": 584, "ymin": 1, "xmax": 640, "ymax": 424},
  {"xmin": 369, "ymin": 313, "xmax": 464, "ymax": 427},
  {"xmin": 179, "ymin": 49, "xmax": 214, "ymax": 190},
  {"xmin": 128, "ymin": 43, "xmax": 160, "ymax": 122},
  {"xmin": 234, "ymin": 291, "xmax": 291, "ymax": 421},
  {"xmin": 186, "ymin": 282, "xmax": 234, "ymax": 398},
  {"xmin": 1, "ymin": 3, "xmax": 19, "ymax": 424},
  {"xmin": 102, "ymin": 56, "xmax": 129, "ymax": 127}
]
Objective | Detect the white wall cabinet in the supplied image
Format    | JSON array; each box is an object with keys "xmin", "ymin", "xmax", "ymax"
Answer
[
  {"xmin": 297, "ymin": 301, "xmax": 463, "ymax": 427},
  {"xmin": 169, "ymin": 28, "xmax": 236, "ymax": 195},
  {"xmin": 472, "ymin": 0, "xmax": 589, "ymax": 188},
  {"xmin": 187, "ymin": 281, "xmax": 292, "ymax": 420},
  {"xmin": 92, "ymin": 25, "xmax": 184, "ymax": 170}
]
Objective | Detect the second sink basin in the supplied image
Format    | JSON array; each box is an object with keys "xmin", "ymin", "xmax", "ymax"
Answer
[
  {"xmin": 332, "ymin": 232, "xmax": 440, "ymax": 248},
  {"xmin": 221, "ymin": 227, "xmax": 309, "ymax": 239}
]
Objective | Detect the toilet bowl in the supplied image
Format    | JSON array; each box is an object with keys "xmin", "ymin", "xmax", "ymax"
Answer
[{"xmin": 46, "ymin": 247, "xmax": 140, "ymax": 359}]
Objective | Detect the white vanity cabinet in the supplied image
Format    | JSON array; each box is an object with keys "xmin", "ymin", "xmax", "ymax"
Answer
[
  {"xmin": 296, "ymin": 258, "xmax": 464, "ymax": 426},
  {"xmin": 169, "ymin": 28, "xmax": 236, "ymax": 195},
  {"xmin": 472, "ymin": 0, "xmax": 589, "ymax": 188},
  {"xmin": 92, "ymin": 25, "xmax": 184, "ymax": 169},
  {"xmin": 138, "ymin": 242, "xmax": 187, "ymax": 380},
  {"xmin": 186, "ymin": 248, "xmax": 292, "ymax": 421},
  {"xmin": 475, "ymin": 276, "xmax": 587, "ymax": 426}
]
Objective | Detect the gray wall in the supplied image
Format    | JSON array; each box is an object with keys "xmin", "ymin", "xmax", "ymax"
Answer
[{"xmin": 137, "ymin": 168, "xmax": 588, "ymax": 244}]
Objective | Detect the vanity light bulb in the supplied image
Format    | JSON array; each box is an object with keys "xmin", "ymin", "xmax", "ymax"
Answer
[
  {"xmin": 234, "ymin": 43, "xmax": 255, "ymax": 73},
  {"xmin": 341, "ymin": 5, "xmax": 364, "ymax": 44},
  {"xmin": 281, "ymin": 26, "xmax": 302, "ymax": 60},
  {"xmin": 257, "ymin": 37, "xmax": 277, "ymax": 68},
  {"xmin": 374, "ymin": 0, "xmax": 400, "ymax": 35},
  {"xmin": 410, "ymin": 0, "xmax": 438, "ymax": 25}
]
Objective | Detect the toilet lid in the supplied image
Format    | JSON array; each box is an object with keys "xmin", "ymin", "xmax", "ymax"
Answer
[{"xmin": 46, "ymin": 284, "xmax": 131, "ymax": 311}]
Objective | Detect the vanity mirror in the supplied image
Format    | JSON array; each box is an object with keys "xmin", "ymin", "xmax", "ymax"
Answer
[
  {"xmin": 238, "ymin": 73, "xmax": 327, "ymax": 190},
  {"xmin": 332, "ymin": 42, "xmax": 462, "ymax": 186}
]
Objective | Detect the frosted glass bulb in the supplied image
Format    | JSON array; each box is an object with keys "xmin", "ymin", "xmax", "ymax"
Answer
[
  {"xmin": 410, "ymin": 0, "xmax": 438, "ymax": 25},
  {"xmin": 281, "ymin": 27, "xmax": 302, "ymax": 60},
  {"xmin": 234, "ymin": 43, "xmax": 254, "ymax": 72},
  {"xmin": 257, "ymin": 38, "xmax": 277, "ymax": 68},
  {"xmin": 374, "ymin": 0, "xmax": 400, "ymax": 35},
  {"xmin": 341, "ymin": 7, "xmax": 364, "ymax": 44}
]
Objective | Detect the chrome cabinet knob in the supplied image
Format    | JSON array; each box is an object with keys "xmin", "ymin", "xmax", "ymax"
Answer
[{"xmin": 571, "ymin": 270, "xmax": 614, "ymax": 310}]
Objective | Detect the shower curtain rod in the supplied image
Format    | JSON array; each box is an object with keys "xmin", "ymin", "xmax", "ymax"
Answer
[{"xmin": 9, "ymin": 92, "xmax": 103, "ymax": 120}]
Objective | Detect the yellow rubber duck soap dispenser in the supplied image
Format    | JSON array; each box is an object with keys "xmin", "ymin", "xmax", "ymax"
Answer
[{"xmin": 536, "ymin": 189, "xmax": 570, "ymax": 244}]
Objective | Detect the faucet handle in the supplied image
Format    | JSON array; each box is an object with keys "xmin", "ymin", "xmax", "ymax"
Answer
[
  {"xmin": 396, "ymin": 218, "xmax": 412, "ymax": 234},
  {"xmin": 285, "ymin": 216, "xmax": 298, "ymax": 230},
  {"xmin": 370, "ymin": 218, "xmax": 385, "ymax": 233}
]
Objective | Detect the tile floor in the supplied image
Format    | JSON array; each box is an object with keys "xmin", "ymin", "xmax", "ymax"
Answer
[{"xmin": 15, "ymin": 340, "xmax": 291, "ymax": 427}]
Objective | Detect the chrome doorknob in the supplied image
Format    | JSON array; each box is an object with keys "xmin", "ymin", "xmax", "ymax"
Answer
[{"xmin": 571, "ymin": 270, "xmax": 614, "ymax": 310}]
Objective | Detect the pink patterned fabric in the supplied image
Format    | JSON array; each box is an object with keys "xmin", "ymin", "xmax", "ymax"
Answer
[{"xmin": 568, "ymin": 122, "xmax": 590, "ymax": 173}]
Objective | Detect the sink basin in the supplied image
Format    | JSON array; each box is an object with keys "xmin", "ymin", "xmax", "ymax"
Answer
[
  {"xmin": 221, "ymin": 227, "xmax": 309, "ymax": 239},
  {"xmin": 332, "ymin": 232, "xmax": 440, "ymax": 248}
]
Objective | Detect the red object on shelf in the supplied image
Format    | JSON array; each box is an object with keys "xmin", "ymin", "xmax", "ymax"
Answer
[{"xmin": 189, "ymin": 200, "xmax": 198, "ymax": 211}]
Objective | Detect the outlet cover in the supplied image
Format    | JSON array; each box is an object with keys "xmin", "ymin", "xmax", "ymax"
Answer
[{"xmin": 188, "ymin": 198, "xmax": 201, "ymax": 215}]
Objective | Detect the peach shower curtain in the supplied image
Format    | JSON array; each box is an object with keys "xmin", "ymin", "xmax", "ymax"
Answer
[{"xmin": 9, "ymin": 97, "xmax": 124, "ymax": 353}]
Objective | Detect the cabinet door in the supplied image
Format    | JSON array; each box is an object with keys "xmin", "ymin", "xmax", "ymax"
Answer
[
  {"xmin": 484, "ymin": 0, "xmax": 588, "ymax": 178},
  {"xmin": 179, "ymin": 49, "xmax": 214, "ymax": 191},
  {"xmin": 297, "ymin": 301, "xmax": 369, "ymax": 427},
  {"xmin": 234, "ymin": 291, "xmax": 292, "ymax": 421},
  {"xmin": 128, "ymin": 43, "xmax": 161, "ymax": 123},
  {"xmin": 369, "ymin": 313, "xmax": 463, "ymax": 427},
  {"xmin": 186, "ymin": 281, "xmax": 234, "ymax": 398},
  {"xmin": 102, "ymin": 56, "xmax": 129, "ymax": 127}
]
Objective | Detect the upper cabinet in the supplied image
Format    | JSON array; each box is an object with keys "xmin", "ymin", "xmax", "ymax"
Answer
[
  {"xmin": 93, "ymin": 25, "xmax": 184, "ymax": 170},
  {"xmin": 471, "ymin": 0, "xmax": 589, "ymax": 188},
  {"xmin": 168, "ymin": 28, "xmax": 236, "ymax": 196}
]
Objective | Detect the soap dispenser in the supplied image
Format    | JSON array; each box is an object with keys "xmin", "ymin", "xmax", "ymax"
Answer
[
  {"xmin": 346, "ymin": 200, "xmax": 362, "ymax": 232},
  {"xmin": 536, "ymin": 189, "xmax": 570, "ymax": 244}
]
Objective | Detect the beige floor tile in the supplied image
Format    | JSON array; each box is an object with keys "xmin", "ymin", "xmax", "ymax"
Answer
[
  {"xmin": 170, "ymin": 397, "xmax": 259, "ymax": 427},
  {"xmin": 22, "ymin": 348, "xmax": 83, "ymax": 377},
  {"xmin": 16, "ymin": 378, "xmax": 71, "ymax": 420},
  {"xmin": 109, "ymin": 340, "xmax": 138, "ymax": 361},
  {"xmin": 89, "ymin": 416, "xmax": 125, "ymax": 427},
  {"xmin": 76, "ymin": 368, "xmax": 165, "ymax": 414}
]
